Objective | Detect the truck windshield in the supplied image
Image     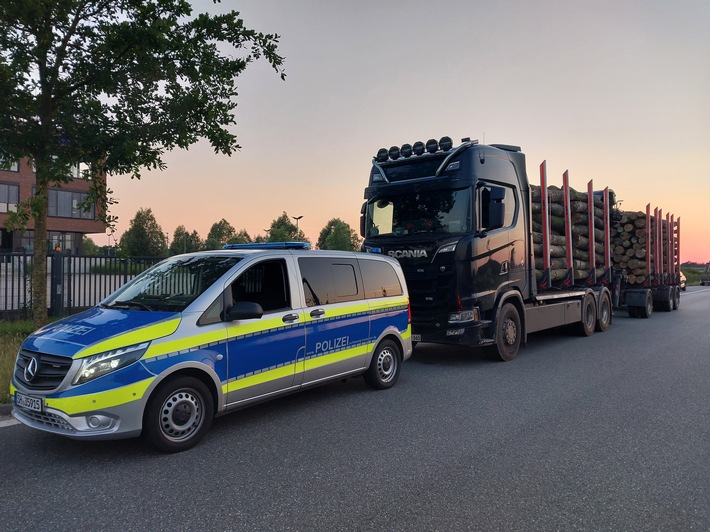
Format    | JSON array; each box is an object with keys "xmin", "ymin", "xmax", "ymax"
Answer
[
  {"xmin": 104, "ymin": 255, "xmax": 241, "ymax": 312},
  {"xmin": 366, "ymin": 188, "xmax": 472, "ymax": 238}
]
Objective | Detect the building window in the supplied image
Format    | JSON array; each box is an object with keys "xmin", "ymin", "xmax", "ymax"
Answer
[
  {"xmin": 0, "ymin": 159, "xmax": 19, "ymax": 172},
  {"xmin": 0, "ymin": 183, "xmax": 19, "ymax": 213},
  {"xmin": 48, "ymin": 189, "xmax": 95, "ymax": 219},
  {"xmin": 49, "ymin": 231, "xmax": 75, "ymax": 253}
]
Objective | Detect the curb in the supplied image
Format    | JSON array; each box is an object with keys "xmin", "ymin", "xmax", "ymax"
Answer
[{"xmin": 0, "ymin": 403, "xmax": 13, "ymax": 416}]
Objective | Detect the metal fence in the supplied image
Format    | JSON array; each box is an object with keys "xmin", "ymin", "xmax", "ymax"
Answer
[{"xmin": 0, "ymin": 253, "xmax": 163, "ymax": 321}]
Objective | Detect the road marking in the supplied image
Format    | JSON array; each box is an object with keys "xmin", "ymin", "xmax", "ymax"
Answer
[{"xmin": 0, "ymin": 417, "xmax": 20, "ymax": 428}]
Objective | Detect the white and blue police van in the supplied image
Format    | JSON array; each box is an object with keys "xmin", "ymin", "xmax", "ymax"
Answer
[{"xmin": 11, "ymin": 243, "xmax": 412, "ymax": 452}]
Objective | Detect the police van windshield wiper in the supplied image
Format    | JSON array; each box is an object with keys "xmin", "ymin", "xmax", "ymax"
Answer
[{"xmin": 106, "ymin": 299, "xmax": 154, "ymax": 311}]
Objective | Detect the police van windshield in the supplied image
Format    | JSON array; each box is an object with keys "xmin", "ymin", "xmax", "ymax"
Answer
[
  {"xmin": 104, "ymin": 256, "xmax": 241, "ymax": 312},
  {"xmin": 365, "ymin": 188, "xmax": 472, "ymax": 238}
]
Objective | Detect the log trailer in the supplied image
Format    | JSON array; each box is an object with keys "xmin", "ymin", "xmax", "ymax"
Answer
[{"xmin": 360, "ymin": 137, "xmax": 681, "ymax": 360}]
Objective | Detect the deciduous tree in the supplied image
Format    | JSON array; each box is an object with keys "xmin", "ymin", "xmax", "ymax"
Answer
[
  {"xmin": 170, "ymin": 225, "xmax": 202, "ymax": 255},
  {"xmin": 119, "ymin": 208, "xmax": 167, "ymax": 257},
  {"xmin": 267, "ymin": 212, "xmax": 309, "ymax": 244},
  {"xmin": 317, "ymin": 218, "xmax": 360, "ymax": 251},
  {"xmin": 0, "ymin": 0, "xmax": 285, "ymax": 326}
]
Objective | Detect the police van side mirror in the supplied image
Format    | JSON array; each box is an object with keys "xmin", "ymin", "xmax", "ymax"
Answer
[{"xmin": 226, "ymin": 301, "xmax": 264, "ymax": 322}]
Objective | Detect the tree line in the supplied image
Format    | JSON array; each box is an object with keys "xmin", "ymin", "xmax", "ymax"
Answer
[{"xmin": 84, "ymin": 208, "xmax": 361, "ymax": 256}]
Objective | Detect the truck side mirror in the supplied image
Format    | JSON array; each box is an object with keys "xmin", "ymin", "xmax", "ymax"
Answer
[
  {"xmin": 360, "ymin": 202, "xmax": 367, "ymax": 237},
  {"xmin": 482, "ymin": 185, "xmax": 506, "ymax": 230}
]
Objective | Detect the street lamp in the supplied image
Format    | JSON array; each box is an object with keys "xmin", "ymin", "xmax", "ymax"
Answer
[{"xmin": 292, "ymin": 215, "xmax": 303, "ymax": 240}]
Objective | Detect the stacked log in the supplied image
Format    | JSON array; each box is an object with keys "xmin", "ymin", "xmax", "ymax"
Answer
[
  {"xmin": 611, "ymin": 211, "xmax": 677, "ymax": 285},
  {"xmin": 531, "ymin": 185, "xmax": 607, "ymax": 282}
]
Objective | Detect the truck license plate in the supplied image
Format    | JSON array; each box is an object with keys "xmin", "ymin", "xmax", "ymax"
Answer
[
  {"xmin": 15, "ymin": 392, "xmax": 43, "ymax": 413},
  {"xmin": 412, "ymin": 334, "xmax": 421, "ymax": 342}
]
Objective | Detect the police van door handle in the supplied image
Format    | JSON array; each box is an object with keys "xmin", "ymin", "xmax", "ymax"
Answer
[
  {"xmin": 282, "ymin": 313, "xmax": 299, "ymax": 323},
  {"xmin": 310, "ymin": 308, "xmax": 325, "ymax": 318}
]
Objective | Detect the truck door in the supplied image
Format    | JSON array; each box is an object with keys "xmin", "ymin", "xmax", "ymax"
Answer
[
  {"xmin": 298, "ymin": 256, "xmax": 370, "ymax": 385},
  {"xmin": 224, "ymin": 258, "xmax": 305, "ymax": 404}
]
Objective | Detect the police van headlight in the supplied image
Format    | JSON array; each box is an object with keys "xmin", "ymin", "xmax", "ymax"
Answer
[{"xmin": 73, "ymin": 342, "xmax": 150, "ymax": 385}]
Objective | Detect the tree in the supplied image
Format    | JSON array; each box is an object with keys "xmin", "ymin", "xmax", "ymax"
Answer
[
  {"xmin": 205, "ymin": 218, "xmax": 236, "ymax": 249},
  {"xmin": 0, "ymin": 1, "xmax": 285, "ymax": 326},
  {"xmin": 169, "ymin": 225, "xmax": 202, "ymax": 255},
  {"xmin": 227, "ymin": 229, "xmax": 252, "ymax": 245},
  {"xmin": 119, "ymin": 208, "xmax": 167, "ymax": 257},
  {"xmin": 267, "ymin": 212, "xmax": 309, "ymax": 243},
  {"xmin": 82, "ymin": 236, "xmax": 100, "ymax": 256},
  {"xmin": 317, "ymin": 219, "xmax": 361, "ymax": 251}
]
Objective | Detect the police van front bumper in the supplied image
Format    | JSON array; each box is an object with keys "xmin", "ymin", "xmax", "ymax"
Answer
[{"xmin": 12, "ymin": 396, "xmax": 144, "ymax": 441}]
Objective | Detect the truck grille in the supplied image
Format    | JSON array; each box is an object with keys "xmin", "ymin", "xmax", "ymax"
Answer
[
  {"xmin": 403, "ymin": 267, "xmax": 454, "ymax": 332},
  {"xmin": 14, "ymin": 350, "xmax": 73, "ymax": 391}
]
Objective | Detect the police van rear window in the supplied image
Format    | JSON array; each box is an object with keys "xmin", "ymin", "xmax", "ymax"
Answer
[{"xmin": 359, "ymin": 259, "xmax": 403, "ymax": 299}]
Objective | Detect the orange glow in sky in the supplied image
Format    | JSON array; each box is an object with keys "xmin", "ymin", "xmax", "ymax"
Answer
[{"xmin": 92, "ymin": 0, "xmax": 710, "ymax": 262}]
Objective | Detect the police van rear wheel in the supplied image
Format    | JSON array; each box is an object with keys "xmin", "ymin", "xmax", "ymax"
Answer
[
  {"xmin": 143, "ymin": 376, "xmax": 214, "ymax": 453},
  {"xmin": 364, "ymin": 339, "xmax": 401, "ymax": 390}
]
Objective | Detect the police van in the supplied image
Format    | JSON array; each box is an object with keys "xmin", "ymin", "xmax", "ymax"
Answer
[{"xmin": 11, "ymin": 244, "xmax": 412, "ymax": 452}]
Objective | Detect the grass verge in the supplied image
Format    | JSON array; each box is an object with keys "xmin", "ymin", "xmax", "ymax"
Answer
[{"xmin": 1, "ymin": 321, "xmax": 37, "ymax": 404}]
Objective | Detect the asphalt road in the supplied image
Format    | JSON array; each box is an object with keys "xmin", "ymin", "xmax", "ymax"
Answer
[{"xmin": 1, "ymin": 288, "xmax": 708, "ymax": 531}]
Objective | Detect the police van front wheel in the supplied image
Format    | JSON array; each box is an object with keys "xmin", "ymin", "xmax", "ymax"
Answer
[
  {"xmin": 364, "ymin": 339, "xmax": 401, "ymax": 390},
  {"xmin": 143, "ymin": 376, "xmax": 214, "ymax": 453}
]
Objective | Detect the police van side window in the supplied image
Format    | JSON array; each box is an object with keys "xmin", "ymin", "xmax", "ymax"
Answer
[
  {"xmin": 233, "ymin": 259, "xmax": 291, "ymax": 312},
  {"xmin": 299, "ymin": 257, "xmax": 363, "ymax": 307},
  {"xmin": 359, "ymin": 259, "xmax": 403, "ymax": 298}
]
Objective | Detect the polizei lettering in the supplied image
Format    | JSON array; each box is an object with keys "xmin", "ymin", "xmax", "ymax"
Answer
[
  {"xmin": 388, "ymin": 250, "xmax": 428, "ymax": 259},
  {"xmin": 315, "ymin": 336, "xmax": 350, "ymax": 353}
]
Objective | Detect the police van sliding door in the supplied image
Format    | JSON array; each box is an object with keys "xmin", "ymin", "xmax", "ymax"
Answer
[
  {"xmin": 298, "ymin": 257, "xmax": 370, "ymax": 385},
  {"xmin": 225, "ymin": 259, "xmax": 305, "ymax": 404}
]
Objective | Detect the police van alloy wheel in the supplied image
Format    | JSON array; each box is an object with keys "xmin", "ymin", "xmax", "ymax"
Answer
[
  {"xmin": 144, "ymin": 376, "xmax": 214, "ymax": 453},
  {"xmin": 596, "ymin": 291, "xmax": 612, "ymax": 332},
  {"xmin": 495, "ymin": 303, "xmax": 521, "ymax": 362},
  {"xmin": 364, "ymin": 339, "xmax": 401, "ymax": 390}
]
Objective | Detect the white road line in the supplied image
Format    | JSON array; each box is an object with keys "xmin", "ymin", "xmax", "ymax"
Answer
[{"xmin": 0, "ymin": 417, "xmax": 20, "ymax": 428}]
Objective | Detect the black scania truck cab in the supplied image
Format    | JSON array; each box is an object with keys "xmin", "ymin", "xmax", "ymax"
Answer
[{"xmin": 360, "ymin": 137, "xmax": 612, "ymax": 361}]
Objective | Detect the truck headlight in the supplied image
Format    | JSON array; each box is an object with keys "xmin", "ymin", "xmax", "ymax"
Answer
[
  {"xmin": 448, "ymin": 309, "xmax": 479, "ymax": 323},
  {"xmin": 73, "ymin": 342, "xmax": 150, "ymax": 385}
]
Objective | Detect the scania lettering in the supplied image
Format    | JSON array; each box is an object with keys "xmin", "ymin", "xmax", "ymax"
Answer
[
  {"xmin": 361, "ymin": 136, "xmax": 681, "ymax": 360},
  {"xmin": 11, "ymin": 245, "xmax": 412, "ymax": 452}
]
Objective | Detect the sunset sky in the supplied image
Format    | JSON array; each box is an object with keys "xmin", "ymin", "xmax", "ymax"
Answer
[{"xmin": 95, "ymin": 0, "xmax": 710, "ymax": 262}]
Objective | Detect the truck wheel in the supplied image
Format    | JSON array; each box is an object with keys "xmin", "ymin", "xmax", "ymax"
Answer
[
  {"xmin": 143, "ymin": 376, "xmax": 214, "ymax": 453},
  {"xmin": 639, "ymin": 291, "xmax": 653, "ymax": 319},
  {"xmin": 628, "ymin": 306, "xmax": 639, "ymax": 318},
  {"xmin": 596, "ymin": 291, "xmax": 612, "ymax": 332},
  {"xmin": 576, "ymin": 294, "xmax": 596, "ymax": 336},
  {"xmin": 364, "ymin": 339, "xmax": 401, "ymax": 390},
  {"xmin": 672, "ymin": 286, "xmax": 681, "ymax": 310},
  {"xmin": 495, "ymin": 303, "xmax": 521, "ymax": 362}
]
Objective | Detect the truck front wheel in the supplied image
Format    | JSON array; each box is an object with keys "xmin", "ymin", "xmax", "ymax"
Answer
[{"xmin": 495, "ymin": 303, "xmax": 521, "ymax": 362}]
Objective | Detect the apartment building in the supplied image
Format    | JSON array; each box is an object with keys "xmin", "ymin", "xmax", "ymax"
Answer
[{"xmin": 0, "ymin": 158, "xmax": 106, "ymax": 254}]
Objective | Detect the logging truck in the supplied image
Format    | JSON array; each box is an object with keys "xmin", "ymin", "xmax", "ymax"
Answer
[{"xmin": 360, "ymin": 137, "xmax": 681, "ymax": 361}]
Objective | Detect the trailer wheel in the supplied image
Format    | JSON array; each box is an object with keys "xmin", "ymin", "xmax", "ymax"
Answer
[
  {"xmin": 495, "ymin": 303, "xmax": 521, "ymax": 362},
  {"xmin": 638, "ymin": 291, "xmax": 653, "ymax": 319},
  {"xmin": 627, "ymin": 306, "xmax": 639, "ymax": 319},
  {"xmin": 143, "ymin": 376, "xmax": 214, "ymax": 453},
  {"xmin": 672, "ymin": 286, "xmax": 681, "ymax": 311},
  {"xmin": 595, "ymin": 291, "xmax": 612, "ymax": 332},
  {"xmin": 576, "ymin": 294, "xmax": 596, "ymax": 336}
]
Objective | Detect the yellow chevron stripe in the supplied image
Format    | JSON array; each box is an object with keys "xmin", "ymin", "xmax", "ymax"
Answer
[
  {"xmin": 303, "ymin": 343, "xmax": 372, "ymax": 371},
  {"xmin": 77, "ymin": 318, "xmax": 181, "ymax": 359},
  {"xmin": 44, "ymin": 378, "xmax": 155, "ymax": 415},
  {"xmin": 223, "ymin": 363, "xmax": 297, "ymax": 394}
]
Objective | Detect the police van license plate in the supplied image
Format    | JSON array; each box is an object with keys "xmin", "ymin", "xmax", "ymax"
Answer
[
  {"xmin": 15, "ymin": 392, "xmax": 43, "ymax": 413},
  {"xmin": 412, "ymin": 334, "xmax": 421, "ymax": 342}
]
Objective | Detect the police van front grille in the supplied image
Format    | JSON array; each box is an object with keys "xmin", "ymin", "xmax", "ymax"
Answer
[
  {"xmin": 14, "ymin": 350, "xmax": 73, "ymax": 391},
  {"xmin": 15, "ymin": 407, "xmax": 74, "ymax": 433}
]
